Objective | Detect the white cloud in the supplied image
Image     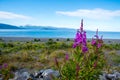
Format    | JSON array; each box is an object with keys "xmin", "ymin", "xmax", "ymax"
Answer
[
  {"xmin": 0, "ymin": 11, "xmax": 32, "ymax": 20},
  {"xmin": 56, "ymin": 8, "xmax": 120, "ymax": 19}
]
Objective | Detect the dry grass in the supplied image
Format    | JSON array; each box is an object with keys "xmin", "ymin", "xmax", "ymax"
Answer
[{"xmin": 0, "ymin": 40, "xmax": 120, "ymax": 72}]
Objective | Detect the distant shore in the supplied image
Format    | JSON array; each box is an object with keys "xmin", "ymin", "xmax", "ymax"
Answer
[
  {"xmin": 0, "ymin": 37, "xmax": 120, "ymax": 44},
  {"xmin": 0, "ymin": 37, "xmax": 73, "ymax": 42}
]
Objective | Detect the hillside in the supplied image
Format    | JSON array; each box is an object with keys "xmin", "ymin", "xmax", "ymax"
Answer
[
  {"xmin": 0, "ymin": 23, "xmax": 75, "ymax": 31},
  {"xmin": 0, "ymin": 23, "xmax": 22, "ymax": 29}
]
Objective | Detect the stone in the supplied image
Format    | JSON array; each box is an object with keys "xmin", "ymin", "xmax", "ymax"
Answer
[
  {"xmin": 99, "ymin": 73, "xmax": 107, "ymax": 80},
  {"xmin": 99, "ymin": 71, "xmax": 120, "ymax": 80},
  {"xmin": 11, "ymin": 68, "xmax": 30, "ymax": 80},
  {"xmin": 114, "ymin": 71, "xmax": 120, "ymax": 79},
  {"xmin": 33, "ymin": 69, "xmax": 60, "ymax": 80},
  {"xmin": 7, "ymin": 68, "xmax": 60, "ymax": 80},
  {"xmin": 106, "ymin": 74, "xmax": 116, "ymax": 80},
  {"xmin": 14, "ymin": 71, "xmax": 30, "ymax": 80},
  {"xmin": 41, "ymin": 69, "xmax": 60, "ymax": 80},
  {"xmin": 34, "ymin": 69, "xmax": 44, "ymax": 78},
  {"xmin": 0, "ymin": 78, "xmax": 3, "ymax": 80}
]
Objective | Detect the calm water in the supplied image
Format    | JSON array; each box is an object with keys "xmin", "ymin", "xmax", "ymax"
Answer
[{"xmin": 0, "ymin": 29, "xmax": 120, "ymax": 39}]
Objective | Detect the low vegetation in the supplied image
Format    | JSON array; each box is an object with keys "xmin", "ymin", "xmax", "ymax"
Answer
[
  {"xmin": 0, "ymin": 38, "xmax": 120, "ymax": 79},
  {"xmin": 0, "ymin": 20, "xmax": 120, "ymax": 79}
]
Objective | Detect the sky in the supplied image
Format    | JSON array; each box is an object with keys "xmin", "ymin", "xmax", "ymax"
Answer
[{"xmin": 0, "ymin": 0, "xmax": 120, "ymax": 31}]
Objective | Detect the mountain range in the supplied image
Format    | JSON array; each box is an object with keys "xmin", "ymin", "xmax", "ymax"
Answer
[
  {"xmin": 0, "ymin": 23, "xmax": 22, "ymax": 29},
  {"xmin": 0, "ymin": 23, "xmax": 74, "ymax": 30}
]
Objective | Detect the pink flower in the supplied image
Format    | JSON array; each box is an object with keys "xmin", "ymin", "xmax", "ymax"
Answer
[
  {"xmin": 74, "ymin": 31, "xmax": 81, "ymax": 43},
  {"xmin": 97, "ymin": 43, "xmax": 102, "ymax": 48},
  {"xmin": 93, "ymin": 61, "xmax": 97, "ymax": 68},
  {"xmin": 72, "ymin": 43, "xmax": 77, "ymax": 48},
  {"xmin": 92, "ymin": 29, "xmax": 103, "ymax": 49},
  {"xmin": 94, "ymin": 29, "xmax": 99, "ymax": 39},
  {"xmin": 91, "ymin": 38, "xmax": 96, "ymax": 45},
  {"xmin": 65, "ymin": 53, "xmax": 69, "ymax": 61},
  {"xmin": 83, "ymin": 31, "xmax": 87, "ymax": 45},
  {"xmin": 0, "ymin": 65, "xmax": 2, "ymax": 69},
  {"xmin": 3, "ymin": 63, "xmax": 8, "ymax": 68},
  {"xmin": 73, "ymin": 19, "xmax": 88, "ymax": 54},
  {"xmin": 82, "ymin": 45, "xmax": 88, "ymax": 53},
  {"xmin": 73, "ymin": 32, "xmax": 81, "ymax": 48}
]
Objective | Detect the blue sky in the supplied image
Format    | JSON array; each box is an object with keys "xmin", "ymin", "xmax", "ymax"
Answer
[{"xmin": 0, "ymin": 0, "xmax": 120, "ymax": 31}]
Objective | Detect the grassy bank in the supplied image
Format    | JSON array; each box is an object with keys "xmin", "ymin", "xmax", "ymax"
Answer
[
  {"xmin": 0, "ymin": 39, "xmax": 73, "ymax": 70},
  {"xmin": 0, "ymin": 38, "xmax": 120, "ymax": 79}
]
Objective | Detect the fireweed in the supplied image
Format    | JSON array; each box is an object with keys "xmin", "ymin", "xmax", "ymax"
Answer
[
  {"xmin": 0, "ymin": 63, "xmax": 14, "ymax": 79},
  {"xmin": 55, "ymin": 19, "xmax": 105, "ymax": 80}
]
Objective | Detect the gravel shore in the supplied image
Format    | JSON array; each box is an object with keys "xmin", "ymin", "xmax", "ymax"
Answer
[{"xmin": 0, "ymin": 37, "xmax": 120, "ymax": 44}]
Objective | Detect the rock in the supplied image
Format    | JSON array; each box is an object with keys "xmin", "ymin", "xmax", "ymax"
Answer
[
  {"xmin": 41, "ymin": 69, "xmax": 60, "ymax": 80},
  {"xmin": 14, "ymin": 71, "xmax": 30, "ymax": 80},
  {"xmin": 29, "ymin": 74, "xmax": 35, "ymax": 79},
  {"xmin": 34, "ymin": 69, "xmax": 60, "ymax": 80},
  {"xmin": 0, "ymin": 74, "xmax": 3, "ymax": 80},
  {"xmin": 99, "ymin": 71, "xmax": 120, "ymax": 80},
  {"xmin": 11, "ymin": 68, "xmax": 30, "ymax": 80},
  {"xmin": 34, "ymin": 69, "xmax": 44, "ymax": 78},
  {"xmin": 99, "ymin": 73, "xmax": 107, "ymax": 80},
  {"xmin": 106, "ymin": 74, "xmax": 116, "ymax": 80},
  {"xmin": 0, "ymin": 78, "xmax": 3, "ymax": 80},
  {"xmin": 9, "ymin": 68, "xmax": 60, "ymax": 80},
  {"xmin": 114, "ymin": 71, "xmax": 120, "ymax": 79}
]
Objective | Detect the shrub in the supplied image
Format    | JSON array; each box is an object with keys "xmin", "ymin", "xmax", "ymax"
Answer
[
  {"xmin": 0, "ymin": 63, "xmax": 14, "ymax": 79},
  {"xmin": 48, "ymin": 38, "xmax": 53, "ymax": 41},
  {"xmin": 56, "ymin": 38, "xmax": 59, "ymax": 41},
  {"xmin": 112, "ymin": 55, "xmax": 120, "ymax": 64},
  {"xmin": 46, "ymin": 39, "xmax": 55, "ymax": 45},
  {"xmin": 66, "ymin": 38, "xmax": 70, "ymax": 41},
  {"xmin": 55, "ymin": 19, "xmax": 105, "ymax": 80},
  {"xmin": 34, "ymin": 38, "xmax": 41, "ymax": 42}
]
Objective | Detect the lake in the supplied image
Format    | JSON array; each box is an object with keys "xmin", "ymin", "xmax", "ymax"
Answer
[{"xmin": 0, "ymin": 29, "xmax": 120, "ymax": 39}]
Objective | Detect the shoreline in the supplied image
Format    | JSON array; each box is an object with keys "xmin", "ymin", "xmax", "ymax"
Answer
[
  {"xmin": 0, "ymin": 37, "xmax": 74, "ymax": 42},
  {"xmin": 0, "ymin": 37, "xmax": 120, "ymax": 44}
]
